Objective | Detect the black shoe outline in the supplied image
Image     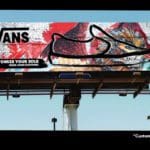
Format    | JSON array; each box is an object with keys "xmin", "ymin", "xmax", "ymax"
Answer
[{"xmin": 46, "ymin": 24, "xmax": 150, "ymax": 67}]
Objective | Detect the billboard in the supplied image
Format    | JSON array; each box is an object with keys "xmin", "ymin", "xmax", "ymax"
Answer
[{"xmin": 0, "ymin": 22, "xmax": 150, "ymax": 72}]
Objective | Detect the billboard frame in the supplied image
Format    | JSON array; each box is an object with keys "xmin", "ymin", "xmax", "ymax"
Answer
[{"xmin": 0, "ymin": 71, "xmax": 149, "ymax": 99}]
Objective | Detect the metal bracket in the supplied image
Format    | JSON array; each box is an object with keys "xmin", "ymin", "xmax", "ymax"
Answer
[
  {"xmin": 133, "ymin": 81, "xmax": 148, "ymax": 98},
  {"xmin": 92, "ymin": 81, "xmax": 103, "ymax": 98},
  {"xmin": 50, "ymin": 82, "xmax": 57, "ymax": 99},
  {"xmin": 6, "ymin": 82, "xmax": 10, "ymax": 100}
]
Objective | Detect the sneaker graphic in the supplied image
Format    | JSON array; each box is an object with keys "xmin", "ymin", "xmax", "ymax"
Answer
[{"xmin": 41, "ymin": 23, "xmax": 150, "ymax": 70}]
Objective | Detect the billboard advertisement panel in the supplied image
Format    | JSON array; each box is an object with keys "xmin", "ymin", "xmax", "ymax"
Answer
[{"xmin": 0, "ymin": 22, "xmax": 150, "ymax": 72}]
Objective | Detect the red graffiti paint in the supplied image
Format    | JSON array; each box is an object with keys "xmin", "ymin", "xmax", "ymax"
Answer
[{"xmin": 42, "ymin": 23, "xmax": 77, "ymax": 43}]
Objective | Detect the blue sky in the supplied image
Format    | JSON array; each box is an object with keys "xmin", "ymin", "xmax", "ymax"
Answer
[{"xmin": 0, "ymin": 10, "xmax": 150, "ymax": 130}]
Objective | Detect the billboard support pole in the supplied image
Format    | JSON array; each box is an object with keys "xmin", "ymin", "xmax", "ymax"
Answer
[
  {"xmin": 63, "ymin": 104, "xmax": 79, "ymax": 130},
  {"xmin": 63, "ymin": 89, "xmax": 81, "ymax": 130}
]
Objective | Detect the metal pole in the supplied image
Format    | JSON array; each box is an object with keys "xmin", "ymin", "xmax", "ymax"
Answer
[
  {"xmin": 63, "ymin": 92, "xmax": 80, "ymax": 131},
  {"xmin": 51, "ymin": 117, "xmax": 57, "ymax": 131},
  {"xmin": 63, "ymin": 104, "xmax": 78, "ymax": 130}
]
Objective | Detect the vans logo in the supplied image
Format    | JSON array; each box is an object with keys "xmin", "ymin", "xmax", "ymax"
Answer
[{"xmin": 0, "ymin": 27, "xmax": 29, "ymax": 43}]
